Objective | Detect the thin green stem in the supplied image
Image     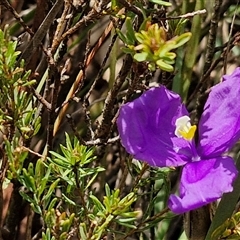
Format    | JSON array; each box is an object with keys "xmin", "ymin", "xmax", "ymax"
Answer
[
  {"xmin": 182, "ymin": 0, "xmax": 204, "ymax": 101},
  {"xmin": 172, "ymin": 48, "xmax": 184, "ymax": 95},
  {"xmin": 182, "ymin": 0, "xmax": 191, "ymax": 14},
  {"xmin": 109, "ymin": 30, "xmax": 118, "ymax": 89}
]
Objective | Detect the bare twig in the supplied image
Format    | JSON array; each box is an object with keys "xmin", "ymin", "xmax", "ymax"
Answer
[
  {"xmin": 202, "ymin": 0, "xmax": 223, "ymax": 76},
  {"xmin": 96, "ymin": 54, "xmax": 133, "ymax": 139},
  {"xmin": 31, "ymin": 88, "xmax": 51, "ymax": 111},
  {"xmin": 53, "ymin": 10, "xmax": 125, "ymax": 136},
  {"xmin": 164, "ymin": 9, "xmax": 207, "ymax": 19},
  {"xmin": 17, "ymin": 0, "xmax": 64, "ymax": 66},
  {"xmin": 223, "ymin": 0, "xmax": 240, "ymax": 73},
  {"xmin": 117, "ymin": 0, "xmax": 143, "ymax": 16},
  {"xmin": 51, "ymin": 9, "xmax": 100, "ymax": 53},
  {"xmin": 51, "ymin": 0, "xmax": 73, "ymax": 48},
  {"xmin": 66, "ymin": 114, "xmax": 85, "ymax": 144},
  {"xmin": 21, "ymin": 146, "xmax": 44, "ymax": 158},
  {"xmin": 66, "ymin": 113, "xmax": 120, "ymax": 145},
  {"xmin": 187, "ymin": 31, "xmax": 240, "ymax": 105},
  {"xmin": 85, "ymin": 136, "xmax": 120, "ymax": 145},
  {"xmin": 0, "ymin": 0, "xmax": 34, "ymax": 36},
  {"xmin": 79, "ymin": 32, "xmax": 95, "ymax": 140}
]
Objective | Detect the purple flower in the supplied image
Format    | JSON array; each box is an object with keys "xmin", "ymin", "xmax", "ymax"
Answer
[{"xmin": 117, "ymin": 68, "xmax": 240, "ymax": 214}]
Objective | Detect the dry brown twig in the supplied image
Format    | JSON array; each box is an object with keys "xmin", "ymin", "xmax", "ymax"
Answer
[{"xmin": 53, "ymin": 8, "xmax": 125, "ymax": 136}]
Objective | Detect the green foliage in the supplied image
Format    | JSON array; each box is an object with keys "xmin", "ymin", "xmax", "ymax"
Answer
[
  {"xmin": 0, "ymin": 29, "xmax": 40, "ymax": 183},
  {"xmin": 82, "ymin": 184, "xmax": 139, "ymax": 239},
  {"xmin": 18, "ymin": 159, "xmax": 57, "ymax": 214},
  {"xmin": 211, "ymin": 212, "xmax": 240, "ymax": 240},
  {"xmin": 0, "ymin": 29, "xmax": 38, "ymax": 136},
  {"xmin": 48, "ymin": 133, "xmax": 105, "ymax": 192},
  {"xmin": 1, "ymin": 1, "xmax": 239, "ymax": 239},
  {"xmin": 17, "ymin": 132, "xmax": 140, "ymax": 239},
  {"xmin": 118, "ymin": 21, "xmax": 191, "ymax": 72},
  {"xmin": 134, "ymin": 24, "xmax": 191, "ymax": 71}
]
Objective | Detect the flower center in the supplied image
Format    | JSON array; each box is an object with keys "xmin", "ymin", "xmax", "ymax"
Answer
[{"xmin": 175, "ymin": 116, "xmax": 196, "ymax": 140}]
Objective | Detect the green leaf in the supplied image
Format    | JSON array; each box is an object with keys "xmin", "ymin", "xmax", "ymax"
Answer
[
  {"xmin": 61, "ymin": 213, "xmax": 75, "ymax": 233},
  {"xmin": 148, "ymin": 62, "xmax": 156, "ymax": 71},
  {"xmin": 62, "ymin": 193, "xmax": 76, "ymax": 206},
  {"xmin": 119, "ymin": 211, "xmax": 140, "ymax": 218},
  {"xmin": 119, "ymin": 192, "xmax": 135, "ymax": 205},
  {"xmin": 116, "ymin": 217, "xmax": 137, "ymax": 223},
  {"xmin": 105, "ymin": 184, "xmax": 111, "ymax": 197},
  {"xmin": 27, "ymin": 162, "xmax": 34, "ymax": 176},
  {"xmin": 174, "ymin": 32, "xmax": 192, "ymax": 48},
  {"xmin": 59, "ymin": 233, "xmax": 67, "ymax": 240},
  {"xmin": 103, "ymin": 196, "xmax": 111, "ymax": 213},
  {"xmin": 116, "ymin": 28, "xmax": 127, "ymax": 43},
  {"xmin": 79, "ymin": 223, "xmax": 88, "ymax": 240},
  {"xmin": 157, "ymin": 41, "xmax": 176, "ymax": 57},
  {"xmin": 149, "ymin": 0, "xmax": 172, "ymax": 7},
  {"xmin": 23, "ymin": 110, "xmax": 34, "ymax": 126},
  {"xmin": 156, "ymin": 59, "xmax": 174, "ymax": 72},
  {"xmin": 22, "ymin": 168, "xmax": 36, "ymax": 192},
  {"xmin": 174, "ymin": 19, "xmax": 189, "ymax": 35},
  {"xmin": 33, "ymin": 117, "xmax": 41, "ymax": 135},
  {"xmin": 115, "ymin": 219, "xmax": 137, "ymax": 228},
  {"xmin": 161, "ymin": 55, "xmax": 175, "ymax": 65},
  {"xmin": 84, "ymin": 169, "xmax": 105, "ymax": 190},
  {"xmin": 35, "ymin": 159, "xmax": 45, "ymax": 180},
  {"xmin": 60, "ymin": 145, "xmax": 72, "ymax": 164},
  {"xmin": 30, "ymin": 202, "xmax": 42, "ymax": 215},
  {"xmin": 121, "ymin": 47, "xmax": 135, "ymax": 55},
  {"xmin": 42, "ymin": 178, "xmax": 60, "ymax": 208},
  {"xmin": 134, "ymin": 52, "xmax": 149, "ymax": 62},
  {"xmin": 19, "ymin": 190, "xmax": 34, "ymax": 204},
  {"xmin": 65, "ymin": 132, "xmax": 73, "ymax": 152},
  {"xmin": 90, "ymin": 195, "xmax": 105, "ymax": 212},
  {"xmin": 125, "ymin": 17, "xmax": 136, "ymax": 45},
  {"xmin": 48, "ymin": 152, "xmax": 70, "ymax": 168},
  {"xmin": 45, "ymin": 209, "xmax": 56, "ymax": 229},
  {"xmin": 22, "ymin": 79, "xmax": 36, "ymax": 87},
  {"xmin": 49, "ymin": 151, "xmax": 67, "ymax": 162},
  {"xmin": 135, "ymin": 32, "xmax": 145, "ymax": 43},
  {"xmin": 37, "ymin": 162, "xmax": 51, "ymax": 198},
  {"xmin": 42, "ymin": 228, "xmax": 51, "ymax": 240},
  {"xmin": 47, "ymin": 198, "xmax": 58, "ymax": 211}
]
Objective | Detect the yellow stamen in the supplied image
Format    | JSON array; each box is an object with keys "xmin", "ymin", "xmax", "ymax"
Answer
[
  {"xmin": 178, "ymin": 125, "xmax": 197, "ymax": 140},
  {"xmin": 175, "ymin": 116, "xmax": 196, "ymax": 141}
]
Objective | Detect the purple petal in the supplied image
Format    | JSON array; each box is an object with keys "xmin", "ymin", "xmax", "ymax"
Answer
[
  {"xmin": 198, "ymin": 68, "xmax": 240, "ymax": 157},
  {"xmin": 223, "ymin": 67, "xmax": 240, "ymax": 82},
  {"xmin": 117, "ymin": 86, "xmax": 193, "ymax": 167},
  {"xmin": 168, "ymin": 157, "xmax": 238, "ymax": 214}
]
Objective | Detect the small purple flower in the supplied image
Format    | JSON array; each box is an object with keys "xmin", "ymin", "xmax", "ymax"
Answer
[{"xmin": 117, "ymin": 68, "xmax": 240, "ymax": 214}]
